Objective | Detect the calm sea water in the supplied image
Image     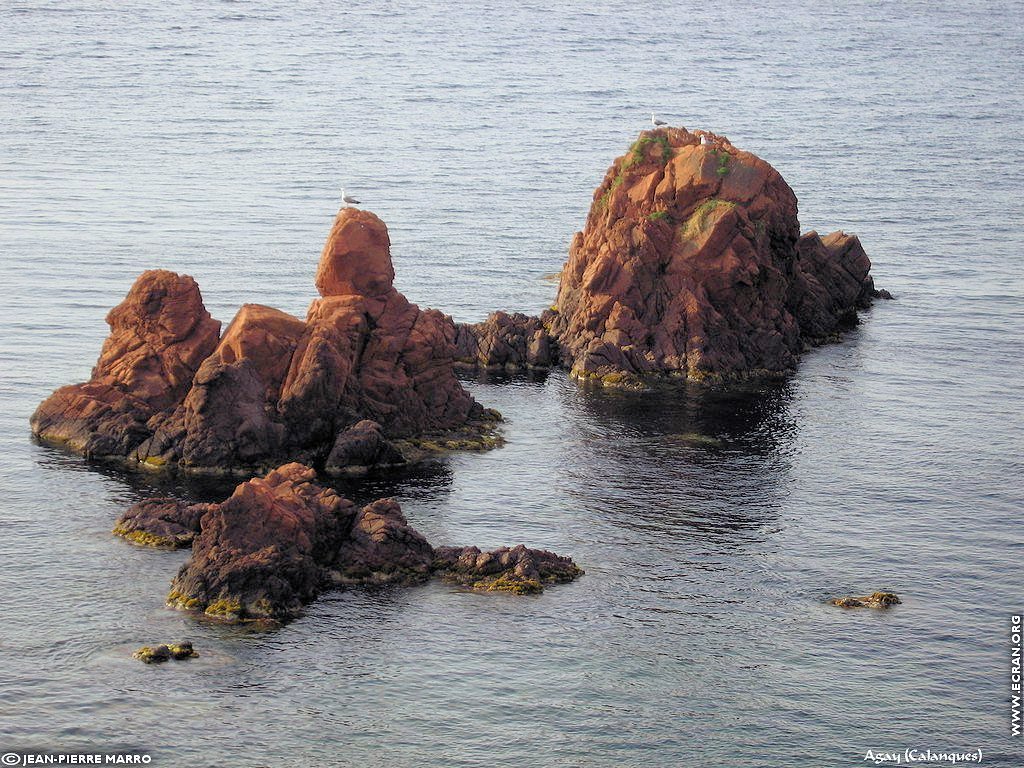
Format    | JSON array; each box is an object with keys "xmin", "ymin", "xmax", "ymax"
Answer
[{"xmin": 1, "ymin": 1, "xmax": 1022, "ymax": 766}]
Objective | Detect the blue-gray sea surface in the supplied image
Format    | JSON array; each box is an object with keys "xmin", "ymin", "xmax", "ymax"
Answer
[{"xmin": 1, "ymin": 1, "xmax": 1022, "ymax": 766}]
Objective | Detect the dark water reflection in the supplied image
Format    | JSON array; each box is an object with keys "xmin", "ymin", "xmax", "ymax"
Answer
[{"xmin": 553, "ymin": 377, "xmax": 797, "ymax": 541}]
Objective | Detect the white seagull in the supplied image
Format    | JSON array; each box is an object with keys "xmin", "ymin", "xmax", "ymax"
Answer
[
  {"xmin": 341, "ymin": 187, "xmax": 361, "ymax": 207},
  {"xmin": 700, "ymin": 134, "xmax": 710, "ymax": 146},
  {"xmin": 651, "ymin": 113, "xmax": 667, "ymax": 128}
]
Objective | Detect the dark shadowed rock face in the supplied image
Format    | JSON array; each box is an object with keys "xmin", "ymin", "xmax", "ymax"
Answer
[
  {"xmin": 331, "ymin": 498, "xmax": 435, "ymax": 585},
  {"xmin": 113, "ymin": 498, "xmax": 212, "ymax": 548},
  {"xmin": 546, "ymin": 128, "xmax": 880, "ymax": 383},
  {"xmin": 324, "ymin": 419, "xmax": 405, "ymax": 474},
  {"xmin": 159, "ymin": 464, "xmax": 582, "ymax": 623},
  {"xmin": 433, "ymin": 544, "xmax": 584, "ymax": 594},
  {"xmin": 32, "ymin": 210, "xmax": 498, "ymax": 474}
]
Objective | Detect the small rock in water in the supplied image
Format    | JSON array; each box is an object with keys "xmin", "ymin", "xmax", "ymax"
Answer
[
  {"xmin": 829, "ymin": 591, "xmax": 901, "ymax": 608},
  {"xmin": 133, "ymin": 641, "xmax": 197, "ymax": 663},
  {"xmin": 433, "ymin": 544, "xmax": 584, "ymax": 595}
]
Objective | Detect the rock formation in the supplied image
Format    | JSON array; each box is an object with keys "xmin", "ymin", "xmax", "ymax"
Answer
[
  {"xmin": 458, "ymin": 128, "xmax": 885, "ymax": 384},
  {"xmin": 29, "ymin": 270, "xmax": 222, "ymax": 457},
  {"xmin": 158, "ymin": 463, "xmax": 582, "ymax": 623},
  {"xmin": 32, "ymin": 209, "xmax": 499, "ymax": 474},
  {"xmin": 167, "ymin": 463, "xmax": 357, "ymax": 622}
]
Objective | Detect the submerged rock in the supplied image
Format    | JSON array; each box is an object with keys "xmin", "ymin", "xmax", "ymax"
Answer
[
  {"xmin": 113, "ymin": 498, "xmax": 211, "ymax": 548},
  {"xmin": 161, "ymin": 463, "xmax": 582, "ymax": 623},
  {"xmin": 133, "ymin": 641, "xmax": 197, "ymax": 664},
  {"xmin": 458, "ymin": 128, "xmax": 884, "ymax": 385},
  {"xmin": 32, "ymin": 209, "xmax": 499, "ymax": 474},
  {"xmin": 433, "ymin": 544, "xmax": 584, "ymax": 595},
  {"xmin": 829, "ymin": 591, "xmax": 901, "ymax": 608}
]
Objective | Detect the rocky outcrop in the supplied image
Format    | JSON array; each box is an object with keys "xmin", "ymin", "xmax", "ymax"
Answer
[
  {"xmin": 324, "ymin": 419, "xmax": 405, "ymax": 474},
  {"xmin": 331, "ymin": 498, "xmax": 435, "ymax": 585},
  {"xmin": 32, "ymin": 209, "xmax": 499, "ymax": 474},
  {"xmin": 433, "ymin": 545, "xmax": 584, "ymax": 594},
  {"xmin": 830, "ymin": 591, "xmax": 901, "ymax": 608},
  {"xmin": 161, "ymin": 463, "xmax": 582, "ymax": 623},
  {"xmin": 457, "ymin": 129, "xmax": 883, "ymax": 385},
  {"xmin": 113, "ymin": 498, "xmax": 211, "ymax": 548},
  {"xmin": 547, "ymin": 128, "xmax": 881, "ymax": 383}
]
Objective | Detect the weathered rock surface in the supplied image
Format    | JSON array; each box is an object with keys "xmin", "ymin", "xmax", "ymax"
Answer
[
  {"xmin": 829, "ymin": 591, "xmax": 901, "ymax": 608},
  {"xmin": 325, "ymin": 419, "xmax": 405, "ymax": 474},
  {"xmin": 433, "ymin": 544, "xmax": 584, "ymax": 594},
  {"xmin": 113, "ymin": 497, "xmax": 211, "ymax": 548},
  {"xmin": 32, "ymin": 209, "xmax": 498, "ymax": 474},
  {"xmin": 161, "ymin": 463, "xmax": 582, "ymax": 623},
  {"xmin": 458, "ymin": 129, "xmax": 882, "ymax": 384}
]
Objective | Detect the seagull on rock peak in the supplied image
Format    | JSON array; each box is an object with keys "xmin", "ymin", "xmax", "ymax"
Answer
[
  {"xmin": 700, "ymin": 135, "xmax": 711, "ymax": 146},
  {"xmin": 341, "ymin": 188, "xmax": 361, "ymax": 207},
  {"xmin": 651, "ymin": 113, "xmax": 668, "ymax": 128}
]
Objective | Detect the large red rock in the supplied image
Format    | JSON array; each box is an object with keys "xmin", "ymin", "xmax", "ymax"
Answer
[
  {"xmin": 162, "ymin": 464, "xmax": 581, "ymax": 623},
  {"xmin": 32, "ymin": 210, "xmax": 497, "ymax": 473},
  {"xmin": 280, "ymin": 212, "xmax": 486, "ymax": 442},
  {"xmin": 315, "ymin": 209, "xmax": 395, "ymax": 298},
  {"xmin": 545, "ymin": 128, "xmax": 879, "ymax": 382},
  {"xmin": 167, "ymin": 463, "xmax": 356, "ymax": 622},
  {"xmin": 30, "ymin": 270, "xmax": 221, "ymax": 457},
  {"xmin": 136, "ymin": 304, "xmax": 305, "ymax": 470}
]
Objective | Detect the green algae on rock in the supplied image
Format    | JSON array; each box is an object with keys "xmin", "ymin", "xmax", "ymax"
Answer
[
  {"xmin": 133, "ymin": 641, "xmax": 197, "ymax": 664},
  {"xmin": 113, "ymin": 498, "xmax": 210, "ymax": 549}
]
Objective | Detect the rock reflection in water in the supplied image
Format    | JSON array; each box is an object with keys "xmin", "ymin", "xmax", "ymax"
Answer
[{"xmin": 554, "ymin": 376, "xmax": 797, "ymax": 541}]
